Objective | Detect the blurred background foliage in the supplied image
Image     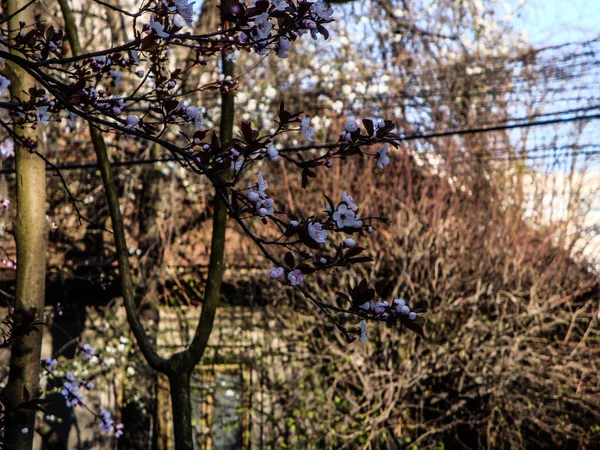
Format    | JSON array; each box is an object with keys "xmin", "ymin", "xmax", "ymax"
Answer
[{"xmin": 1, "ymin": 0, "xmax": 599, "ymax": 448}]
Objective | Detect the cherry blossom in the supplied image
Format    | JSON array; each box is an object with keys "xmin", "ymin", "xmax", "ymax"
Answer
[
  {"xmin": 308, "ymin": 221, "xmax": 328, "ymax": 244},
  {"xmin": 0, "ymin": 76, "xmax": 10, "ymax": 95},
  {"xmin": 268, "ymin": 267, "xmax": 285, "ymax": 279},
  {"xmin": 342, "ymin": 192, "xmax": 358, "ymax": 211},
  {"xmin": 36, "ymin": 106, "xmax": 51, "ymax": 126},
  {"xmin": 247, "ymin": 172, "xmax": 275, "ymax": 217},
  {"xmin": 332, "ymin": 204, "xmax": 362, "ymax": 229},
  {"xmin": 174, "ymin": 0, "xmax": 194, "ymax": 27},
  {"xmin": 287, "ymin": 269, "xmax": 304, "ymax": 286},
  {"xmin": 230, "ymin": 149, "xmax": 244, "ymax": 173},
  {"xmin": 359, "ymin": 320, "xmax": 368, "ymax": 342},
  {"xmin": 266, "ymin": 145, "xmax": 280, "ymax": 161},
  {"xmin": 0, "ymin": 138, "xmax": 14, "ymax": 158},
  {"xmin": 344, "ymin": 119, "xmax": 359, "ymax": 133},
  {"xmin": 125, "ymin": 115, "xmax": 139, "ymax": 130},
  {"xmin": 359, "ymin": 300, "xmax": 373, "ymax": 310},
  {"xmin": 81, "ymin": 344, "xmax": 96, "ymax": 360},
  {"xmin": 343, "ymin": 238, "xmax": 356, "ymax": 248},
  {"xmin": 300, "ymin": 116, "xmax": 315, "ymax": 141},
  {"xmin": 184, "ymin": 106, "xmax": 204, "ymax": 129},
  {"xmin": 277, "ymin": 37, "xmax": 291, "ymax": 58},
  {"xmin": 99, "ymin": 409, "xmax": 124, "ymax": 437},
  {"xmin": 374, "ymin": 301, "xmax": 389, "ymax": 317},
  {"xmin": 43, "ymin": 358, "xmax": 58, "ymax": 371},
  {"xmin": 149, "ymin": 16, "xmax": 169, "ymax": 38},
  {"xmin": 313, "ymin": 1, "xmax": 334, "ymax": 21},
  {"xmin": 272, "ymin": 0, "xmax": 289, "ymax": 11},
  {"xmin": 62, "ymin": 372, "xmax": 85, "ymax": 408},
  {"xmin": 376, "ymin": 145, "xmax": 390, "ymax": 169}
]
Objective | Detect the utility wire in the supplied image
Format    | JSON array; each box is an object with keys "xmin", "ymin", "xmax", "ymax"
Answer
[{"xmin": 0, "ymin": 111, "xmax": 598, "ymax": 174}]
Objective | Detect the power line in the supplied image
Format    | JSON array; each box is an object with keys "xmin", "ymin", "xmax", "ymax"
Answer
[
  {"xmin": 0, "ymin": 112, "xmax": 598, "ymax": 175},
  {"xmin": 0, "ymin": 156, "xmax": 179, "ymax": 175}
]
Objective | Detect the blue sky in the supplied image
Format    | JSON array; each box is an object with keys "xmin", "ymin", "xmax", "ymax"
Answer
[{"xmin": 509, "ymin": 0, "xmax": 600, "ymax": 45}]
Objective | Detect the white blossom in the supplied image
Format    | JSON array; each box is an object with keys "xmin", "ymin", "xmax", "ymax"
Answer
[
  {"xmin": 343, "ymin": 237, "xmax": 356, "ymax": 247},
  {"xmin": 308, "ymin": 221, "xmax": 328, "ymax": 244},
  {"xmin": 173, "ymin": 14, "xmax": 186, "ymax": 28},
  {"xmin": 359, "ymin": 320, "xmax": 368, "ymax": 342},
  {"xmin": 300, "ymin": 117, "xmax": 315, "ymax": 141},
  {"xmin": 0, "ymin": 139, "xmax": 14, "ymax": 158},
  {"xmin": 332, "ymin": 204, "xmax": 362, "ymax": 229},
  {"xmin": 376, "ymin": 145, "xmax": 390, "ymax": 169},
  {"xmin": 125, "ymin": 115, "xmax": 139, "ymax": 129},
  {"xmin": 342, "ymin": 192, "xmax": 358, "ymax": 210},
  {"xmin": 149, "ymin": 16, "xmax": 169, "ymax": 38},
  {"xmin": 277, "ymin": 37, "xmax": 290, "ymax": 58},
  {"xmin": 344, "ymin": 119, "xmax": 358, "ymax": 133},
  {"xmin": 174, "ymin": 0, "xmax": 194, "ymax": 27},
  {"xmin": 230, "ymin": 149, "xmax": 243, "ymax": 172},
  {"xmin": 185, "ymin": 105, "xmax": 204, "ymax": 129},
  {"xmin": 254, "ymin": 12, "xmax": 269, "ymax": 24},
  {"xmin": 272, "ymin": 0, "xmax": 288, "ymax": 11},
  {"xmin": 313, "ymin": 1, "xmax": 333, "ymax": 20},
  {"xmin": 392, "ymin": 298, "xmax": 406, "ymax": 313},
  {"xmin": 36, "ymin": 106, "xmax": 51, "ymax": 126},
  {"xmin": 0, "ymin": 76, "xmax": 11, "ymax": 95},
  {"xmin": 266, "ymin": 145, "xmax": 280, "ymax": 161},
  {"xmin": 408, "ymin": 311, "xmax": 417, "ymax": 320},
  {"xmin": 252, "ymin": 20, "xmax": 273, "ymax": 41}
]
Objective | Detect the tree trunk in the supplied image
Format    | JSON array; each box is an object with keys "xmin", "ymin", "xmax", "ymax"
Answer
[
  {"xmin": 3, "ymin": 0, "xmax": 47, "ymax": 448},
  {"xmin": 168, "ymin": 370, "xmax": 194, "ymax": 450}
]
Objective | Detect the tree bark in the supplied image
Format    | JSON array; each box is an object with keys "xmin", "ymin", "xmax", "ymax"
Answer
[
  {"xmin": 168, "ymin": 369, "xmax": 193, "ymax": 450},
  {"xmin": 3, "ymin": 0, "xmax": 47, "ymax": 448},
  {"xmin": 169, "ymin": 2, "xmax": 234, "ymax": 446}
]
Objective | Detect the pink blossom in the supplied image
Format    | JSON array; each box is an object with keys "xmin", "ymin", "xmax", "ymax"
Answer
[
  {"xmin": 376, "ymin": 145, "xmax": 390, "ymax": 169},
  {"xmin": 268, "ymin": 267, "xmax": 285, "ymax": 279},
  {"xmin": 374, "ymin": 301, "xmax": 388, "ymax": 317},
  {"xmin": 287, "ymin": 269, "xmax": 304, "ymax": 286}
]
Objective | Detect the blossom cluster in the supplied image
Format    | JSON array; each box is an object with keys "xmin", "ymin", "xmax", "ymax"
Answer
[
  {"xmin": 360, "ymin": 297, "xmax": 418, "ymax": 321},
  {"xmin": 99, "ymin": 409, "xmax": 124, "ymax": 438},
  {"xmin": 43, "ymin": 344, "xmax": 124, "ymax": 438},
  {"xmin": 356, "ymin": 299, "xmax": 419, "ymax": 343},
  {"xmin": 237, "ymin": 1, "xmax": 334, "ymax": 56},
  {"xmin": 247, "ymin": 172, "xmax": 276, "ymax": 217}
]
